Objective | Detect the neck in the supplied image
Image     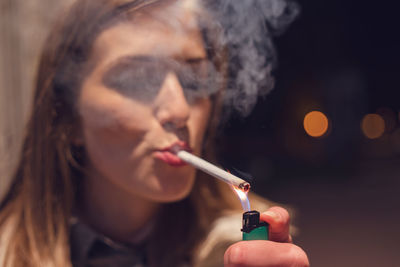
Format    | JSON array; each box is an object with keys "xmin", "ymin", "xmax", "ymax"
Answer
[{"xmin": 79, "ymin": 169, "xmax": 160, "ymax": 244}]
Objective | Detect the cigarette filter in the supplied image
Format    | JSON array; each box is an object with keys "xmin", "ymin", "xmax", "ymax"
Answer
[{"xmin": 241, "ymin": 210, "xmax": 269, "ymax": 241}]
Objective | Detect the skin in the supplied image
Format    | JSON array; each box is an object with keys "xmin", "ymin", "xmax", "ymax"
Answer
[
  {"xmin": 75, "ymin": 1, "xmax": 309, "ymax": 265},
  {"xmin": 77, "ymin": 4, "xmax": 211, "ymax": 241},
  {"xmin": 224, "ymin": 207, "xmax": 310, "ymax": 267}
]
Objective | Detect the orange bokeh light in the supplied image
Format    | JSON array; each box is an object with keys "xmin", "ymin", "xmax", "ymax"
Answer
[
  {"xmin": 361, "ymin": 114, "xmax": 385, "ymax": 139},
  {"xmin": 303, "ymin": 111, "xmax": 329, "ymax": 137}
]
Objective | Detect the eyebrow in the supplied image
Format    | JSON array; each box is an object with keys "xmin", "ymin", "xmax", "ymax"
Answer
[
  {"xmin": 105, "ymin": 55, "xmax": 159, "ymax": 69},
  {"xmin": 105, "ymin": 55, "xmax": 208, "ymax": 70},
  {"xmin": 102, "ymin": 55, "xmax": 159, "ymax": 85}
]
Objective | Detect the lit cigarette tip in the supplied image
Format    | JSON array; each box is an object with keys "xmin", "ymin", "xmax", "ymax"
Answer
[{"xmin": 239, "ymin": 182, "xmax": 251, "ymax": 193}]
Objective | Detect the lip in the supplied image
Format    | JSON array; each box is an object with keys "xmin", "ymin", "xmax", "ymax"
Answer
[{"xmin": 154, "ymin": 141, "xmax": 192, "ymax": 167}]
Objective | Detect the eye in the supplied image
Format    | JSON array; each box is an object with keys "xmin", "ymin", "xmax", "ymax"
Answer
[
  {"xmin": 178, "ymin": 66, "xmax": 203, "ymax": 91},
  {"xmin": 177, "ymin": 60, "xmax": 219, "ymax": 101},
  {"xmin": 102, "ymin": 57, "xmax": 168, "ymax": 102}
]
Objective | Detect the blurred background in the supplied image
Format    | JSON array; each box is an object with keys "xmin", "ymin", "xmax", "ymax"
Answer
[
  {"xmin": 218, "ymin": 0, "xmax": 400, "ymax": 266},
  {"xmin": 1, "ymin": 0, "xmax": 399, "ymax": 266},
  {"xmin": 0, "ymin": 0, "xmax": 76, "ymax": 196}
]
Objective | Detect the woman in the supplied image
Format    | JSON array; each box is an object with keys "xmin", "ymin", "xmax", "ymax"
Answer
[{"xmin": 0, "ymin": 0, "xmax": 309, "ymax": 266}]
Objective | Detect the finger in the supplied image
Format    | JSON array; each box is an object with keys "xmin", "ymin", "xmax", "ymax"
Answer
[
  {"xmin": 260, "ymin": 206, "xmax": 291, "ymax": 243},
  {"xmin": 224, "ymin": 241, "xmax": 309, "ymax": 267}
]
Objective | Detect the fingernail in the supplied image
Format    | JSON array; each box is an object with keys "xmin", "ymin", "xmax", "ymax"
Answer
[{"xmin": 264, "ymin": 211, "xmax": 279, "ymax": 220}]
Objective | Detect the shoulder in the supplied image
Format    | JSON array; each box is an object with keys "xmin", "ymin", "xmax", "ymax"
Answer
[
  {"xmin": 0, "ymin": 212, "xmax": 18, "ymax": 266},
  {"xmin": 194, "ymin": 211, "xmax": 241, "ymax": 267}
]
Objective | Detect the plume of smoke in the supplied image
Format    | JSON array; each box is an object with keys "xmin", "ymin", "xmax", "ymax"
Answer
[{"xmin": 204, "ymin": 0, "xmax": 300, "ymax": 117}]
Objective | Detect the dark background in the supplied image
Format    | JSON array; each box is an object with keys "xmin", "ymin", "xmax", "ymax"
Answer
[
  {"xmin": 218, "ymin": 0, "xmax": 400, "ymax": 266},
  {"xmin": 1, "ymin": 1, "xmax": 398, "ymax": 266}
]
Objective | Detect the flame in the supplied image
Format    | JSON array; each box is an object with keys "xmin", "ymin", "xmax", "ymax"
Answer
[{"xmin": 232, "ymin": 186, "xmax": 251, "ymax": 212}]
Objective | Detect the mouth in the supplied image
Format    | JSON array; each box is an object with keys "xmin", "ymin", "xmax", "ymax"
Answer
[{"xmin": 153, "ymin": 141, "xmax": 192, "ymax": 167}]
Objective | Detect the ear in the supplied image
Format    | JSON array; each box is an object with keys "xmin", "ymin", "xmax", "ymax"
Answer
[
  {"xmin": 72, "ymin": 134, "xmax": 84, "ymax": 146},
  {"xmin": 70, "ymin": 121, "xmax": 85, "ymax": 146}
]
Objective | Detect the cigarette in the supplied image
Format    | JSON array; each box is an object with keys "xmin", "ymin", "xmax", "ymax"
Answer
[{"xmin": 175, "ymin": 150, "xmax": 250, "ymax": 192}]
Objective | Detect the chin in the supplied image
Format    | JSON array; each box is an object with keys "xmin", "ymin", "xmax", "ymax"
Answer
[
  {"xmin": 145, "ymin": 188, "xmax": 193, "ymax": 203},
  {"xmin": 144, "ymin": 165, "xmax": 196, "ymax": 202},
  {"xmin": 158, "ymin": 190, "xmax": 192, "ymax": 203},
  {"xmin": 147, "ymin": 174, "xmax": 195, "ymax": 203}
]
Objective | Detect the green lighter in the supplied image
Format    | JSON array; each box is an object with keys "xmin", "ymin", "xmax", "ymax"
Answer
[{"xmin": 241, "ymin": 210, "xmax": 269, "ymax": 241}]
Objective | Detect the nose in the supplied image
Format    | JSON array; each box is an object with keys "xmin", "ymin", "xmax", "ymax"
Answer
[{"xmin": 154, "ymin": 72, "xmax": 190, "ymax": 129}]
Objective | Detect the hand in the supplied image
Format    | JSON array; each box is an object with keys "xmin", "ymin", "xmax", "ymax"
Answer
[{"xmin": 224, "ymin": 207, "xmax": 309, "ymax": 267}]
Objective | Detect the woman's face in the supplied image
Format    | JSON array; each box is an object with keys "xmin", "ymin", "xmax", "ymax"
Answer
[{"xmin": 77, "ymin": 3, "xmax": 214, "ymax": 203}]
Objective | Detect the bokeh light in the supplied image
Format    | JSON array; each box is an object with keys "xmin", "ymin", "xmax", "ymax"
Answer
[
  {"xmin": 361, "ymin": 114, "xmax": 385, "ymax": 139},
  {"xmin": 303, "ymin": 111, "xmax": 329, "ymax": 137}
]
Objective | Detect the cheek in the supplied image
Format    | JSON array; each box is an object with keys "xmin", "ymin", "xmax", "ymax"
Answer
[
  {"xmin": 189, "ymin": 99, "xmax": 212, "ymax": 154},
  {"xmin": 79, "ymin": 89, "xmax": 152, "ymax": 135},
  {"xmin": 78, "ymin": 88, "xmax": 155, "ymax": 172}
]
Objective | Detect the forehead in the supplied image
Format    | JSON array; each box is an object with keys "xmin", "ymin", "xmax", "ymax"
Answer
[{"xmin": 90, "ymin": 2, "xmax": 207, "ymax": 69}]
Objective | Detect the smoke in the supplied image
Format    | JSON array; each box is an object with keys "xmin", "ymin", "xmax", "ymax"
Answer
[
  {"xmin": 0, "ymin": 0, "xmax": 299, "ymax": 201},
  {"xmin": 100, "ymin": 0, "xmax": 299, "ymax": 119},
  {"xmin": 32, "ymin": 0, "xmax": 299, "ymax": 121},
  {"xmin": 204, "ymin": 0, "xmax": 300, "ymax": 117}
]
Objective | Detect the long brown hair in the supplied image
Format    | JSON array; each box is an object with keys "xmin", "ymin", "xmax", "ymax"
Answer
[{"xmin": 0, "ymin": 0, "xmax": 240, "ymax": 266}]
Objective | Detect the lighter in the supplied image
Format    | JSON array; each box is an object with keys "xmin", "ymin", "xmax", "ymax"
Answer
[{"xmin": 241, "ymin": 210, "xmax": 269, "ymax": 241}]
